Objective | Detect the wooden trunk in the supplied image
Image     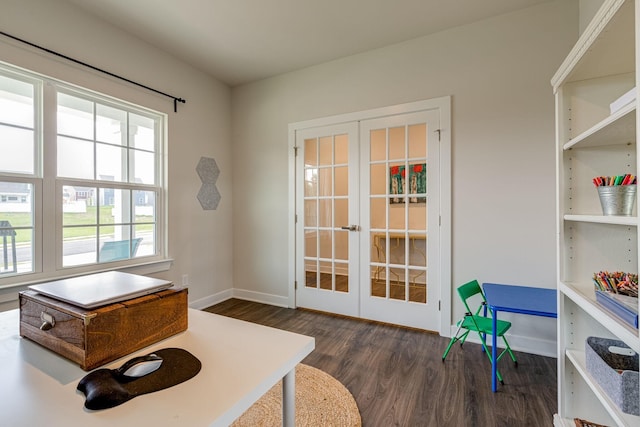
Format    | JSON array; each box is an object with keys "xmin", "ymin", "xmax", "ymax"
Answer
[{"xmin": 19, "ymin": 288, "xmax": 188, "ymax": 370}]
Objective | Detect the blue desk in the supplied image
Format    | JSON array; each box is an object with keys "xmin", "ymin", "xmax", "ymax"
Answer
[{"xmin": 482, "ymin": 283, "xmax": 557, "ymax": 392}]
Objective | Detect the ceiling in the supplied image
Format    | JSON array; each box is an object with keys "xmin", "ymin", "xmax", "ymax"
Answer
[{"xmin": 62, "ymin": 0, "xmax": 551, "ymax": 87}]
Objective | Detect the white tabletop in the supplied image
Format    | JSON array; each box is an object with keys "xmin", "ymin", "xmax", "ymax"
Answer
[{"xmin": 0, "ymin": 308, "xmax": 315, "ymax": 426}]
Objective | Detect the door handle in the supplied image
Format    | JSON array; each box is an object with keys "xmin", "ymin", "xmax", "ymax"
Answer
[{"xmin": 340, "ymin": 225, "xmax": 360, "ymax": 232}]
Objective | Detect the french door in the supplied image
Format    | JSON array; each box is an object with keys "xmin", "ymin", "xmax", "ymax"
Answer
[
  {"xmin": 295, "ymin": 123, "xmax": 360, "ymax": 317},
  {"xmin": 293, "ymin": 100, "xmax": 448, "ymax": 332},
  {"xmin": 359, "ymin": 111, "xmax": 440, "ymax": 330}
]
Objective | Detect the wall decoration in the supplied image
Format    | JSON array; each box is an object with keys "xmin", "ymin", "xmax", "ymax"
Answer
[
  {"xmin": 389, "ymin": 163, "xmax": 426, "ymax": 204},
  {"xmin": 196, "ymin": 157, "xmax": 221, "ymax": 210}
]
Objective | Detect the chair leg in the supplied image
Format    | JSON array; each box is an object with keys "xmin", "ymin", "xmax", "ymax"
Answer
[
  {"xmin": 442, "ymin": 322, "xmax": 466, "ymax": 361},
  {"xmin": 477, "ymin": 334, "xmax": 505, "ymax": 384},
  {"xmin": 458, "ymin": 330, "xmax": 470, "ymax": 347},
  {"xmin": 502, "ymin": 336, "xmax": 518, "ymax": 366},
  {"xmin": 442, "ymin": 326, "xmax": 474, "ymax": 361},
  {"xmin": 442, "ymin": 336, "xmax": 458, "ymax": 361}
]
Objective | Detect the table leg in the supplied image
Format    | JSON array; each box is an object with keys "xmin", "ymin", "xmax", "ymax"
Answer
[
  {"xmin": 492, "ymin": 311, "xmax": 498, "ymax": 392},
  {"xmin": 283, "ymin": 368, "xmax": 295, "ymax": 427}
]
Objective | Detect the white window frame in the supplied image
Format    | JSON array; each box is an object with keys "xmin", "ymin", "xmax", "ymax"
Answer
[{"xmin": 0, "ymin": 62, "xmax": 170, "ymax": 289}]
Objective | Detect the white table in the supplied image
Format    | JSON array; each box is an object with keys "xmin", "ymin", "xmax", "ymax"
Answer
[{"xmin": 0, "ymin": 308, "xmax": 315, "ymax": 426}]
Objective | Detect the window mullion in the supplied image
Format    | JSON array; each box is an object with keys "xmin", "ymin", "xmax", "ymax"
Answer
[{"xmin": 41, "ymin": 82, "xmax": 57, "ymax": 273}]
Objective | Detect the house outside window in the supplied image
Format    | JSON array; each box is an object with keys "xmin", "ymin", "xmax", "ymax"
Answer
[{"xmin": 0, "ymin": 63, "xmax": 166, "ymax": 282}]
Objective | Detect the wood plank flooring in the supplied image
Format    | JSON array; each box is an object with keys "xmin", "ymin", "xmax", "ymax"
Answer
[{"xmin": 204, "ymin": 299, "xmax": 557, "ymax": 427}]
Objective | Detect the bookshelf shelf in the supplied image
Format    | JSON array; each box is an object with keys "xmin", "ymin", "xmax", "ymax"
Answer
[
  {"xmin": 563, "ymin": 103, "xmax": 636, "ymax": 151},
  {"xmin": 554, "ymin": 1, "xmax": 639, "ymax": 425},
  {"xmin": 566, "ymin": 349, "xmax": 640, "ymax": 427},
  {"xmin": 564, "ymin": 214, "xmax": 638, "ymax": 226},
  {"xmin": 561, "ymin": 282, "xmax": 640, "ymax": 353}
]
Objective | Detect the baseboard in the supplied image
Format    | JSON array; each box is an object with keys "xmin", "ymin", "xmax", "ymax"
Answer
[
  {"xmin": 231, "ymin": 288, "xmax": 290, "ymax": 308},
  {"xmin": 189, "ymin": 288, "xmax": 234, "ymax": 310},
  {"xmin": 447, "ymin": 324, "xmax": 557, "ymax": 358},
  {"xmin": 189, "ymin": 288, "xmax": 290, "ymax": 310}
]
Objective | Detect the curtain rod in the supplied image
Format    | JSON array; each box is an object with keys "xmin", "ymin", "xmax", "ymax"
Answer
[{"xmin": 0, "ymin": 31, "xmax": 186, "ymax": 112}]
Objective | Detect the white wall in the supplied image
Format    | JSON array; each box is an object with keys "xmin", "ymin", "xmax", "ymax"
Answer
[
  {"xmin": 231, "ymin": 0, "xmax": 578, "ymax": 354},
  {"xmin": 0, "ymin": 0, "xmax": 233, "ymax": 310}
]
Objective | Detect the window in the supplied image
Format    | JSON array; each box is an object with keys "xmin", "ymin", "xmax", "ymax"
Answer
[{"xmin": 0, "ymin": 63, "xmax": 166, "ymax": 282}]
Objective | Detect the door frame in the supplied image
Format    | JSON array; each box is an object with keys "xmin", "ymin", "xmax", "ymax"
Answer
[{"xmin": 287, "ymin": 96, "xmax": 452, "ymax": 336}]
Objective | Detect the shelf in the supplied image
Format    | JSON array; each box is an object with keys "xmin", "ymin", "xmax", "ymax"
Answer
[
  {"xmin": 552, "ymin": 0, "xmax": 634, "ymax": 91},
  {"xmin": 564, "ymin": 214, "xmax": 638, "ymax": 226},
  {"xmin": 563, "ymin": 102, "xmax": 636, "ymax": 150},
  {"xmin": 566, "ymin": 349, "xmax": 640, "ymax": 427},
  {"xmin": 560, "ymin": 282, "xmax": 640, "ymax": 353}
]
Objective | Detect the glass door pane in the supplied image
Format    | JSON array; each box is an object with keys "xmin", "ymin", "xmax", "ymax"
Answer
[
  {"xmin": 303, "ymin": 134, "xmax": 350, "ymax": 293},
  {"xmin": 368, "ymin": 123, "xmax": 428, "ymax": 304}
]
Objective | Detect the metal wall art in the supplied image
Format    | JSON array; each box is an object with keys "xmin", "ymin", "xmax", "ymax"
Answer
[{"xmin": 196, "ymin": 157, "xmax": 221, "ymax": 210}]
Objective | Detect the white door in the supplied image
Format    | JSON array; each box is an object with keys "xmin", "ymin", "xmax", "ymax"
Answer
[
  {"xmin": 295, "ymin": 123, "xmax": 360, "ymax": 317},
  {"xmin": 359, "ymin": 111, "xmax": 440, "ymax": 330},
  {"xmin": 293, "ymin": 101, "xmax": 447, "ymax": 332}
]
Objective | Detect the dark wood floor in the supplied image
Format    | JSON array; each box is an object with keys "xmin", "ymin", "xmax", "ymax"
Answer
[{"xmin": 205, "ymin": 299, "xmax": 557, "ymax": 427}]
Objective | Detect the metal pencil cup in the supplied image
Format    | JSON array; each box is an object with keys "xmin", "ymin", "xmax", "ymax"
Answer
[{"xmin": 597, "ymin": 185, "xmax": 637, "ymax": 216}]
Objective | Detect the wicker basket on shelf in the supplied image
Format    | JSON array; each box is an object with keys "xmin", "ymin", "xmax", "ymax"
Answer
[{"xmin": 574, "ymin": 418, "xmax": 608, "ymax": 427}]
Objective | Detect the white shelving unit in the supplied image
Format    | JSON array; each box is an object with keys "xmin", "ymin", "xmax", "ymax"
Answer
[{"xmin": 553, "ymin": 1, "xmax": 640, "ymax": 426}]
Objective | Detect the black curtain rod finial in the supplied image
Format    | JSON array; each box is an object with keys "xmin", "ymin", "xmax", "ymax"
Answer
[{"xmin": 173, "ymin": 97, "xmax": 186, "ymax": 113}]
